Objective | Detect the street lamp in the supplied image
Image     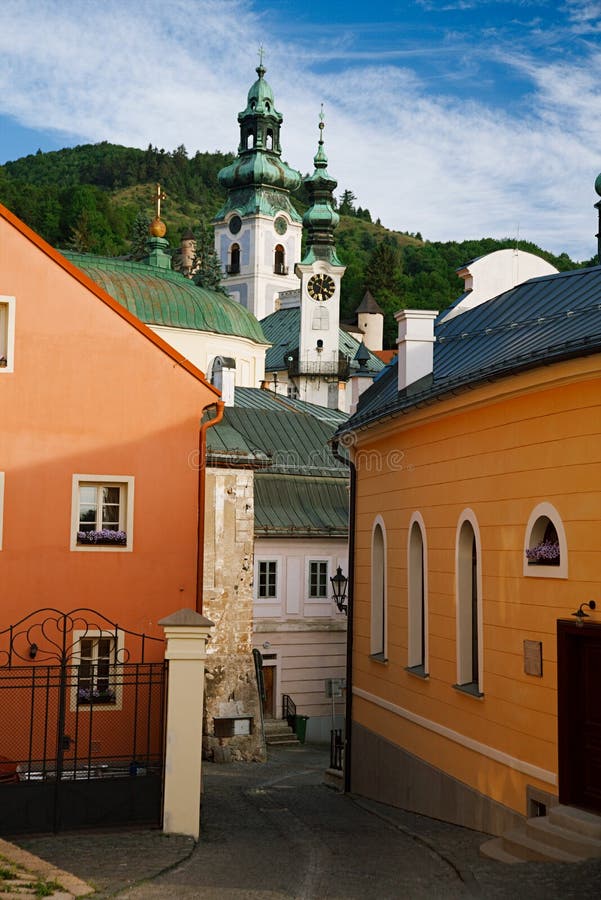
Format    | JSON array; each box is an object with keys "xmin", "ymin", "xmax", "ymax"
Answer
[{"xmin": 330, "ymin": 566, "xmax": 349, "ymax": 616}]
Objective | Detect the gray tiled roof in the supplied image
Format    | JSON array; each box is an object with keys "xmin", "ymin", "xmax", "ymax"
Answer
[{"xmin": 341, "ymin": 266, "xmax": 601, "ymax": 433}]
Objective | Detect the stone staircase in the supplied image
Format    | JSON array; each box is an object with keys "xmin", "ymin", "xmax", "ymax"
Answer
[
  {"xmin": 480, "ymin": 805, "xmax": 601, "ymax": 863},
  {"xmin": 263, "ymin": 718, "xmax": 300, "ymax": 747}
]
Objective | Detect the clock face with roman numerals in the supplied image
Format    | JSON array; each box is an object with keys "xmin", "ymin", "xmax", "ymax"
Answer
[{"xmin": 307, "ymin": 273, "xmax": 336, "ymax": 302}]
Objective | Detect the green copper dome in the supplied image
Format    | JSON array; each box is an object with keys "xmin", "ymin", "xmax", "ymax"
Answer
[
  {"xmin": 300, "ymin": 112, "xmax": 342, "ymax": 266},
  {"xmin": 215, "ymin": 64, "xmax": 302, "ymax": 223},
  {"xmin": 64, "ymin": 252, "xmax": 268, "ymax": 344}
]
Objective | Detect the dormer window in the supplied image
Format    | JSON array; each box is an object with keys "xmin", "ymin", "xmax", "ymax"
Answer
[{"xmin": 274, "ymin": 245, "xmax": 287, "ymax": 275}]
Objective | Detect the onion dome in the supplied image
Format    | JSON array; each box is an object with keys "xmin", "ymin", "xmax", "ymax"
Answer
[
  {"xmin": 215, "ymin": 63, "xmax": 302, "ymax": 222},
  {"xmin": 300, "ymin": 110, "xmax": 342, "ymax": 265}
]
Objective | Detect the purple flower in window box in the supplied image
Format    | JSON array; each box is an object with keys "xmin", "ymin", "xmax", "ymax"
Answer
[
  {"xmin": 526, "ymin": 540, "xmax": 560, "ymax": 565},
  {"xmin": 77, "ymin": 530, "xmax": 127, "ymax": 546},
  {"xmin": 77, "ymin": 687, "xmax": 116, "ymax": 704}
]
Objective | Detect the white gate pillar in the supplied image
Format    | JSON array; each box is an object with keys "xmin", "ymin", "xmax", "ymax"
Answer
[{"xmin": 159, "ymin": 607, "xmax": 214, "ymax": 840}]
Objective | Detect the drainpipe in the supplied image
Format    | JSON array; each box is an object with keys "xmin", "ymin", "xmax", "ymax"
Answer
[
  {"xmin": 196, "ymin": 401, "xmax": 225, "ymax": 613},
  {"xmin": 332, "ymin": 438, "xmax": 356, "ymax": 794}
]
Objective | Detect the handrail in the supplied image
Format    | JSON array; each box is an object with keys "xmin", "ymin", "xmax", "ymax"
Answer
[{"xmin": 282, "ymin": 693, "xmax": 296, "ymax": 727}]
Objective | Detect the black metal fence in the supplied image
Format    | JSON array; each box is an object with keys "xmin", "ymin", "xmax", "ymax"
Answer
[
  {"xmin": 0, "ymin": 608, "xmax": 166, "ymax": 834},
  {"xmin": 330, "ymin": 728, "xmax": 344, "ymax": 771}
]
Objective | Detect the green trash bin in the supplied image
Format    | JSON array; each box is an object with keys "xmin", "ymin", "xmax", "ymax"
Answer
[{"xmin": 294, "ymin": 714, "xmax": 309, "ymax": 743}]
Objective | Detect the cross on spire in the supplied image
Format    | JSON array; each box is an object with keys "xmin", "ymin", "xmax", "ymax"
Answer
[
  {"xmin": 258, "ymin": 44, "xmax": 265, "ymax": 67},
  {"xmin": 154, "ymin": 183, "xmax": 166, "ymax": 219}
]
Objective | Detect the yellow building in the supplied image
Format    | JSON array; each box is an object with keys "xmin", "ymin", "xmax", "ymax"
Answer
[{"xmin": 336, "ymin": 261, "xmax": 601, "ymax": 840}]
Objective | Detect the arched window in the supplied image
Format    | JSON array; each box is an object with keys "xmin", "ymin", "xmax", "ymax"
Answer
[
  {"xmin": 371, "ymin": 518, "xmax": 387, "ymax": 659},
  {"xmin": 246, "ymin": 131, "xmax": 255, "ymax": 149},
  {"xmin": 524, "ymin": 502, "xmax": 568, "ymax": 578},
  {"xmin": 455, "ymin": 511, "xmax": 483, "ymax": 695},
  {"xmin": 266, "ymin": 129, "xmax": 273, "ymax": 150},
  {"xmin": 407, "ymin": 514, "xmax": 428, "ymax": 675},
  {"xmin": 274, "ymin": 245, "xmax": 287, "ymax": 275},
  {"xmin": 228, "ymin": 244, "xmax": 240, "ymax": 275}
]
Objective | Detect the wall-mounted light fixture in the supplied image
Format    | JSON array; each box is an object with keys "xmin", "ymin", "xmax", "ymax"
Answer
[
  {"xmin": 572, "ymin": 600, "xmax": 596, "ymax": 624},
  {"xmin": 29, "ymin": 643, "xmax": 38, "ymax": 659},
  {"xmin": 330, "ymin": 566, "xmax": 349, "ymax": 616}
]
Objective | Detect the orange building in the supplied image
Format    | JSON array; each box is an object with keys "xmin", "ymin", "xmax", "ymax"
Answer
[
  {"xmin": 337, "ymin": 261, "xmax": 601, "ymax": 847},
  {"xmin": 0, "ymin": 199, "xmax": 222, "ymax": 638}
]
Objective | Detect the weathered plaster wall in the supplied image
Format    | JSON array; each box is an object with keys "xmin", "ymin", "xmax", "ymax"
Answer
[{"xmin": 203, "ymin": 467, "xmax": 265, "ymax": 761}]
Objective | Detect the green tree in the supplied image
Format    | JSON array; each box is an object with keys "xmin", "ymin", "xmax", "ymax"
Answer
[
  {"xmin": 192, "ymin": 220, "xmax": 226, "ymax": 293},
  {"xmin": 129, "ymin": 210, "xmax": 151, "ymax": 260},
  {"xmin": 339, "ymin": 189, "xmax": 356, "ymax": 216}
]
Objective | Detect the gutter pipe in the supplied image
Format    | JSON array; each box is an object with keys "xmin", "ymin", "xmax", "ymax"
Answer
[
  {"xmin": 332, "ymin": 438, "xmax": 356, "ymax": 794},
  {"xmin": 196, "ymin": 401, "xmax": 225, "ymax": 613}
]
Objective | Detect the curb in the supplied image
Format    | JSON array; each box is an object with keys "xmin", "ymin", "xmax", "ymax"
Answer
[{"xmin": 0, "ymin": 837, "xmax": 94, "ymax": 897}]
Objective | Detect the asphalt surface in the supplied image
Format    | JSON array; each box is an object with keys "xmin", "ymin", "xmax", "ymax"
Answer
[{"xmin": 15, "ymin": 744, "xmax": 601, "ymax": 898}]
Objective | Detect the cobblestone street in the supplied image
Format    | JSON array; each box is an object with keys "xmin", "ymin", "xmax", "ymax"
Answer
[{"xmin": 14, "ymin": 745, "xmax": 601, "ymax": 899}]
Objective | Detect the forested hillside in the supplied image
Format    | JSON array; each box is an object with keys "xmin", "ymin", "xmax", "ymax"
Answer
[{"xmin": 0, "ymin": 142, "xmax": 589, "ymax": 347}]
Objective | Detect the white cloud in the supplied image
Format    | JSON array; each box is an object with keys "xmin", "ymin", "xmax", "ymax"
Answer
[{"xmin": 0, "ymin": 0, "xmax": 599, "ymax": 259}]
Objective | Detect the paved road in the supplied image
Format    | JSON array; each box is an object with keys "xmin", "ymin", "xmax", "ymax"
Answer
[{"xmin": 18, "ymin": 744, "xmax": 601, "ymax": 898}]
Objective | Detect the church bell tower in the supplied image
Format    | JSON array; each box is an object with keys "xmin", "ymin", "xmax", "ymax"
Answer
[
  {"xmin": 214, "ymin": 55, "xmax": 303, "ymax": 320},
  {"xmin": 295, "ymin": 111, "xmax": 346, "ymax": 408}
]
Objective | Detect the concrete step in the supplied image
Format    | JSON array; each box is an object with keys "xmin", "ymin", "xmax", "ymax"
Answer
[
  {"xmin": 549, "ymin": 805, "xmax": 601, "ymax": 840},
  {"xmin": 526, "ymin": 816, "xmax": 601, "ymax": 858},
  {"xmin": 501, "ymin": 828, "xmax": 583, "ymax": 863},
  {"xmin": 263, "ymin": 719, "xmax": 300, "ymax": 746},
  {"xmin": 479, "ymin": 836, "xmax": 524, "ymax": 864}
]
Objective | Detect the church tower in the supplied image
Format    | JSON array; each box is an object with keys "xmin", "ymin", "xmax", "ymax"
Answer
[
  {"xmin": 214, "ymin": 58, "xmax": 303, "ymax": 320},
  {"xmin": 295, "ymin": 111, "xmax": 346, "ymax": 408}
]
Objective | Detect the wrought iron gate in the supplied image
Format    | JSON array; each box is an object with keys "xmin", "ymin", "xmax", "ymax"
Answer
[{"xmin": 0, "ymin": 608, "xmax": 166, "ymax": 834}]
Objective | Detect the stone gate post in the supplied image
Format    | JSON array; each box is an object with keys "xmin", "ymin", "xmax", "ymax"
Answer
[{"xmin": 159, "ymin": 607, "xmax": 214, "ymax": 840}]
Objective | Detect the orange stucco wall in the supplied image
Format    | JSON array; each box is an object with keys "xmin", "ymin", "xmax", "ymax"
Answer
[
  {"xmin": 352, "ymin": 357, "xmax": 601, "ymax": 815},
  {"xmin": 0, "ymin": 211, "xmax": 217, "ymax": 644}
]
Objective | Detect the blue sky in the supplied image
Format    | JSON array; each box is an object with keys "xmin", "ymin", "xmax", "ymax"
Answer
[{"xmin": 1, "ymin": 0, "xmax": 600, "ymax": 259}]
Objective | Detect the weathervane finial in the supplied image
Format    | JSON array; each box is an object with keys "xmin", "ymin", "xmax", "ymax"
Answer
[
  {"xmin": 258, "ymin": 44, "xmax": 266, "ymax": 70},
  {"xmin": 318, "ymin": 104, "xmax": 325, "ymax": 141}
]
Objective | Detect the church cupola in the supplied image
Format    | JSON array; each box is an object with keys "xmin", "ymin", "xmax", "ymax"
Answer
[
  {"xmin": 213, "ymin": 53, "xmax": 304, "ymax": 321},
  {"xmin": 301, "ymin": 109, "xmax": 343, "ymax": 266}
]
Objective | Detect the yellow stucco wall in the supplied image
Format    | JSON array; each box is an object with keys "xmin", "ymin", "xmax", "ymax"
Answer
[{"xmin": 352, "ymin": 356, "xmax": 601, "ymax": 815}]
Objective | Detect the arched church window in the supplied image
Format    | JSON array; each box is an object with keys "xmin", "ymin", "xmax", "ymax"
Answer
[
  {"xmin": 246, "ymin": 131, "xmax": 255, "ymax": 149},
  {"xmin": 274, "ymin": 245, "xmax": 287, "ymax": 275},
  {"xmin": 265, "ymin": 100, "xmax": 271, "ymax": 112},
  {"xmin": 227, "ymin": 244, "xmax": 240, "ymax": 275},
  {"xmin": 266, "ymin": 129, "xmax": 273, "ymax": 150}
]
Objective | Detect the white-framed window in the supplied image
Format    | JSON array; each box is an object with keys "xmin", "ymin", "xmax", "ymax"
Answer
[
  {"xmin": 0, "ymin": 296, "xmax": 16, "ymax": 373},
  {"xmin": 0, "ymin": 472, "xmax": 4, "ymax": 550},
  {"xmin": 70, "ymin": 475, "xmax": 134, "ymax": 551},
  {"xmin": 371, "ymin": 516, "xmax": 387, "ymax": 660},
  {"xmin": 455, "ymin": 510, "xmax": 483, "ymax": 696},
  {"xmin": 71, "ymin": 629, "xmax": 124, "ymax": 711},
  {"xmin": 308, "ymin": 560, "xmax": 329, "ymax": 599},
  {"xmin": 257, "ymin": 560, "xmax": 278, "ymax": 599},
  {"xmin": 524, "ymin": 502, "xmax": 568, "ymax": 579},
  {"xmin": 407, "ymin": 513, "xmax": 428, "ymax": 675}
]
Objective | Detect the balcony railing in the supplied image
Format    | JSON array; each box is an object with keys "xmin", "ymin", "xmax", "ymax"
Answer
[{"xmin": 286, "ymin": 354, "xmax": 351, "ymax": 381}]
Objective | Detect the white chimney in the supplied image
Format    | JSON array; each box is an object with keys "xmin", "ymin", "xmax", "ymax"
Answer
[
  {"xmin": 210, "ymin": 356, "xmax": 237, "ymax": 407},
  {"xmin": 395, "ymin": 309, "xmax": 438, "ymax": 391}
]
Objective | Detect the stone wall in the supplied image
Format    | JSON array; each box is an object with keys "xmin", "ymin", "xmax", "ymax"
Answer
[{"xmin": 202, "ymin": 467, "xmax": 265, "ymax": 762}]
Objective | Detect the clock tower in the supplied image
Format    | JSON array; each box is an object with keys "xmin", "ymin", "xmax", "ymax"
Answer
[
  {"xmin": 295, "ymin": 112, "xmax": 346, "ymax": 408},
  {"xmin": 214, "ymin": 58, "xmax": 303, "ymax": 320}
]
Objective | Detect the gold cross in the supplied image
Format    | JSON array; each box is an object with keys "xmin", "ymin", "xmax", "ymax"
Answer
[{"xmin": 154, "ymin": 183, "xmax": 166, "ymax": 219}]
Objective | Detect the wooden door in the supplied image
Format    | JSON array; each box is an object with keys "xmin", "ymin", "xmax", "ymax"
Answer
[
  {"xmin": 558, "ymin": 620, "xmax": 601, "ymax": 813},
  {"xmin": 262, "ymin": 665, "xmax": 275, "ymax": 719}
]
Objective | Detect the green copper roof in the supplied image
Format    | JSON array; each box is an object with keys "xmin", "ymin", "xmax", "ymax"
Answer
[
  {"xmin": 261, "ymin": 307, "xmax": 385, "ymax": 375},
  {"xmin": 254, "ymin": 474, "xmax": 348, "ymax": 537},
  {"xmin": 64, "ymin": 252, "xmax": 268, "ymax": 344},
  {"xmin": 234, "ymin": 386, "xmax": 349, "ymax": 427},
  {"xmin": 241, "ymin": 64, "xmax": 281, "ymax": 121}
]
